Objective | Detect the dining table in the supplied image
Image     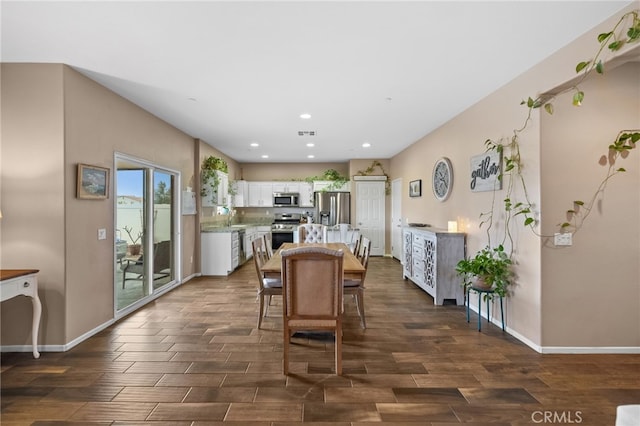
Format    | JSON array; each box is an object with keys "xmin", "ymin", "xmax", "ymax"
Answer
[{"xmin": 260, "ymin": 242, "xmax": 365, "ymax": 280}]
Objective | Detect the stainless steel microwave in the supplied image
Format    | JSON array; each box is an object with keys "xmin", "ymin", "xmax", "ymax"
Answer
[{"xmin": 273, "ymin": 192, "xmax": 299, "ymax": 207}]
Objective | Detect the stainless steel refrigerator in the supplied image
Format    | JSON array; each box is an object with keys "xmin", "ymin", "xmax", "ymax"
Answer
[{"xmin": 314, "ymin": 192, "xmax": 350, "ymax": 226}]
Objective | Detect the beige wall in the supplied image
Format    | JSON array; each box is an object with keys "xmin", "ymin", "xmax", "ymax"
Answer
[
  {"xmin": 390, "ymin": 4, "xmax": 639, "ymax": 349},
  {"xmin": 239, "ymin": 162, "xmax": 348, "ymax": 181},
  {"xmin": 1, "ymin": 64, "xmax": 197, "ymax": 347},
  {"xmin": 540, "ymin": 62, "xmax": 640, "ymax": 347},
  {"xmin": 1, "ymin": 64, "xmax": 66, "ymax": 345}
]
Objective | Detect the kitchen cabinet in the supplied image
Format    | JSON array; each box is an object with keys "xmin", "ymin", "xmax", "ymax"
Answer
[
  {"xmin": 232, "ymin": 180, "xmax": 248, "ymax": 207},
  {"xmin": 272, "ymin": 182, "xmax": 300, "ymax": 193},
  {"xmin": 245, "ymin": 225, "xmax": 272, "ymax": 259},
  {"xmin": 202, "ymin": 170, "xmax": 229, "ymax": 207},
  {"xmin": 201, "ymin": 230, "xmax": 239, "ymax": 276},
  {"xmin": 298, "ymin": 182, "xmax": 314, "ymax": 207},
  {"xmin": 248, "ymin": 182, "xmax": 273, "ymax": 207},
  {"xmin": 402, "ymin": 227, "xmax": 465, "ymax": 305},
  {"xmin": 313, "ymin": 180, "xmax": 351, "ymax": 193}
]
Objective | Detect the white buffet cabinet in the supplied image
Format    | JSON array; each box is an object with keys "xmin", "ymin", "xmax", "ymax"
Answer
[
  {"xmin": 402, "ymin": 227, "xmax": 465, "ymax": 305},
  {"xmin": 201, "ymin": 230, "xmax": 240, "ymax": 276}
]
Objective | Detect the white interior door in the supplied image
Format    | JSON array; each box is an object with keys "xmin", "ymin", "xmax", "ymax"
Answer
[
  {"xmin": 391, "ymin": 178, "xmax": 402, "ymax": 260},
  {"xmin": 355, "ymin": 180, "xmax": 385, "ymax": 256}
]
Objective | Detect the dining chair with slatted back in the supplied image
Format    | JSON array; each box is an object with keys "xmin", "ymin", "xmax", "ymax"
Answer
[
  {"xmin": 252, "ymin": 237, "xmax": 282, "ymax": 329},
  {"xmin": 344, "ymin": 237, "xmax": 371, "ymax": 329},
  {"xmin": 297, "ymin": 224, "xmax": 328, "ymax": 243},
  {"xmin": 262, "ymin": 233, "xmax": 273, "ymax": 259},
  {"xmin": 281, "ymin": 246, "xmax": 344, "ymax": 375},
  {"xmin": 357, "ymin": 236, "xmax": 371, "ymax": 264},
  {"xmin": 351, "ymin": 233, "xmax": 362, "ymax": 255}
]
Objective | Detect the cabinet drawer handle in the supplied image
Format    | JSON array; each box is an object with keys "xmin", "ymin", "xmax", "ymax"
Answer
[{"xmin": 23, "ymin": 282, "xmax": 30, "ymax": 288}]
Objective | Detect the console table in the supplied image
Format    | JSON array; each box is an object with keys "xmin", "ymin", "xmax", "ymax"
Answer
[
  {"xmin": 402, "ymin": 227, "xmax": 466, "ymax": 305},
  {"xmin": 0, "ymin": 269, "xmax": 41, "ymax": 358}
]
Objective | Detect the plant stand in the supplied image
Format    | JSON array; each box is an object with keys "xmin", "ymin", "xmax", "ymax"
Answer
[{"xmin": 466, "ymin": 287, "xmax": 505, "ymax": 332}]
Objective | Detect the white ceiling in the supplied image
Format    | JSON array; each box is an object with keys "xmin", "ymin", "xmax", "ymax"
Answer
[{"xmin": 1, "ymin": 1, "xmax": 633, "ymax": 163}]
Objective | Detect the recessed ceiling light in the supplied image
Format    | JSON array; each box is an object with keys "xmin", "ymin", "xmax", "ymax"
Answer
[
  {"xmin": 307, "ymin": 155, "xmax": 315, "ymax": 159},
  {"xmin": 306, "ymin": 143, "xmax": 314, "ymax": 147},
  {"xmin": 300, "ymin": 113, "xmax": 311, "ymax": 119},
  {"xmin": 250, "ymin": 142, "xmax": 259, "ymax": 147},
  {"xmin": 261, "ymin": 154, "xmax": 269, "ymax": 159},
  {"xmin": 362, "ymin": 142, "xmax": 371, "ymax": 148}
]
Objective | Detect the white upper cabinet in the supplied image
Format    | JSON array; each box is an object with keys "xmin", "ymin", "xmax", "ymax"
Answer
[
  {"xmin": 247, "ymin": 182, "xmax": 274, "ymax": 207},
  {"xmin": 232, "ymin": 180, "xmax": 248, "ymax": 207},
  {"xmin": 272, "ymin": 182, "xmax": 300, "ymax": 193},
  {"xmin": 202, "ymin": 170, "xmax": 229, "ymax": 207},
  {"xmin": 298, "ymin": 182, "xmax": 314, "ymax": 207}
]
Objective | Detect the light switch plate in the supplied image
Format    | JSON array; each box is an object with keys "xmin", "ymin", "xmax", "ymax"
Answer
[
  {"xmin": 98, "ymin": 228, "xmax": 107, "ymax": 240},
  {"xmin": 554, "ymin": 232, "xmax": 572, "ymax": 246}
]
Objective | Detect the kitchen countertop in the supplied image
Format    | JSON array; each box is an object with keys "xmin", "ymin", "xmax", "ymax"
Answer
[{"xmin": 201, "ymin": 223, "xmax": 272, "ymax": 233}]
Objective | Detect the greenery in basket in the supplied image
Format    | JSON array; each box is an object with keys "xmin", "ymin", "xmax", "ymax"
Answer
[
  {"xmin": 201, "ymin": 156, "xmax": 228, "ymax": 198},
  {"xmin": 455, "ymin": 245, "xmax": 512, "ymax": 299},
  {"xmin": 304, "ymin": 169, "xmax": 349, "ymax": 192}
]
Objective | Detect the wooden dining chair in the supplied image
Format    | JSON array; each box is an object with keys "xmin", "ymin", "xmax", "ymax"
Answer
[
  {"xmin": 356, "ymin": 236, "xmax": 371, "ymax": 263},
  {"xmin": 281, "ymin": 246, "xmax": 344, "ymax": 375},
  {"xmin": 262, "ymin": 233, "xmax": 273, "ymax": 259},
  {"xmin": 252, "ymin": 237, "xmax": 282, "ymax": 329},
  {"xmin": 344, "ymin": 236, "xmax": 371, "ymax": 329}
]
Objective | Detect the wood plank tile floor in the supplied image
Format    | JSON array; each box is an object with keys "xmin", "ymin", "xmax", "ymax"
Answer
[{"xmin": 2, "ymin": 257, "xmax": 639, "ymax": 425}]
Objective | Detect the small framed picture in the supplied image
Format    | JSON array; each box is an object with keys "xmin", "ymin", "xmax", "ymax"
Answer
[
  {"xmin": 77, "ymin": 163, "xmax": 110, "ymax": 199},
  {"xmin": 409, "ymin": 179, "xmax": 422, "ymax": 197}
]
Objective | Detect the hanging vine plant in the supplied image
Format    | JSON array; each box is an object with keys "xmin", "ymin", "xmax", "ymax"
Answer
[
  {"xmin": 200, "ymin": 156, "xmax": 228, "ymax": 198},
  {"xmin": 480, "ymin": 9, "xmax": 640, "ymax": 251}
]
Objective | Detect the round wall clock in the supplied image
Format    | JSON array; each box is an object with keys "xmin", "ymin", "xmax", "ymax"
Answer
[{"xmin": 432, "ymin": 157, "xmax": 453, "ymax": 201}]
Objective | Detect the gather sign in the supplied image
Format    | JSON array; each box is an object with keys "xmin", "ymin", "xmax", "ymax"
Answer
[{"xmin": 470, "ymin": 151, "xmax": 502, "ymax": 192}]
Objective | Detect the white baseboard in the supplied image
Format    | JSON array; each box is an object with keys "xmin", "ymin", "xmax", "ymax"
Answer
[
  {"xmin": 466, "ymin": 303, "xmax": 640, "ymax": 354},
  {"xmin": 1, "ymin": 273, "xmax": 202, "ymax": 355},
  {"xmin": 539, "ymin": 346, "xmax": 640, "ymax": 354}
]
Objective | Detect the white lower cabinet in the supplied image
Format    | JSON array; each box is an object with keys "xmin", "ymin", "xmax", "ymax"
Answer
[
  {"xmin": 201, "ymin": 231, "xmax": 239, "ymax": 276},
  {"xmin": 402, "ymin": 227, "xmax": 465, "ymax": 305},
  {"xmin": 243, "ymin": 226, "xmax": 272, "ymax": 260}
]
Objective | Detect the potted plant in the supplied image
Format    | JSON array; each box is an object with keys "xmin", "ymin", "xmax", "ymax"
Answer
[
  {"xmin": 123, "ymin": 225, "xmax": 143, "ymax": 256},
  {"xmin": 455, "ymin": 245, "xmax": 512, "ymax": 299},
  {"xmin": 201, "ymin": 156, "xmax": 228, "ymax": 198}
]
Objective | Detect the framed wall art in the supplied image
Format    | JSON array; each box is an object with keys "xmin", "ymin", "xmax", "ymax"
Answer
[
  {"xmin": 470, "ymin": 151, "xmax": 502, "ymax": 192},
  {"xmin": 409, "ymin": 179, "xmax": 422, "ymax": 197},
  {"xmin": 77, "ymin": 163, "xmax": 110, "ymax": 199}
]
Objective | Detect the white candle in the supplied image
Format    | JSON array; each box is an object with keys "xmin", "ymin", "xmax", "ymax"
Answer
[{"xmin": 447, "ymin": 221, "xmax": 458, "ymax": 232}]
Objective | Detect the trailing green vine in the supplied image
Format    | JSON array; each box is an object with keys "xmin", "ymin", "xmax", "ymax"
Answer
[
  {"xmin": 355, "ymin": 160, "xmax": 391, "ymax": 195},
  {"xmin": 304, "ymin": 169, "xmax": 349, "ymax": 191},
  {"xmin": 481, "ymin": 9, "xmax": 640, "ymax": 250},
  {"xmin": 200, "ymin": 156, "xmax": 228, "ymax": 198}
]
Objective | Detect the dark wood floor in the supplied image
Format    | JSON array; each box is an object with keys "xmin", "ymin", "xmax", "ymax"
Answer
[{"xmin": 2, "ymin": 257, "xmax": 639, "ymax": 425}]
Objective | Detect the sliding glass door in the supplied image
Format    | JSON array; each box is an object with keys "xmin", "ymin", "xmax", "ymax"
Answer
[{"xmin": 115, "ymin": 155, "xmax": 178, "ymax": 312}]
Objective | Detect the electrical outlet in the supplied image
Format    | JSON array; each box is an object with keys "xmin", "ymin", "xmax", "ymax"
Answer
[
  {"xmin": 98, "ymin": 228, "xmax": 107, "ymax": 240},
  {"xmin": 554, "ymin": 232, "xmax": 572, "ymax": 246}
]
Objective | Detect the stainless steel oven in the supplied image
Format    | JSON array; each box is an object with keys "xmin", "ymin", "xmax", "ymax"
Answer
[{"xmin": 271, "ymin": 213, "xmax": 301, "ymax": 250}]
